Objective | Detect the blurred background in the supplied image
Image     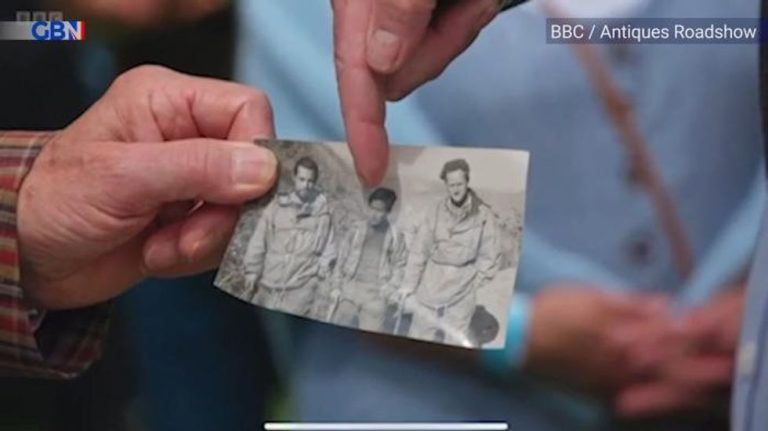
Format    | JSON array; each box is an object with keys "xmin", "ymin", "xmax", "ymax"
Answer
[{"xmin": 0, "ymin": 0, "xmax": 763, "ymax": 431}]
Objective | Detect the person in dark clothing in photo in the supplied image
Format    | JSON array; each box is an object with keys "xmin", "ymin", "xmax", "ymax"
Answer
[{"xmin": 329, "ymin": 187, "xmax": 407, "ymax": 332}]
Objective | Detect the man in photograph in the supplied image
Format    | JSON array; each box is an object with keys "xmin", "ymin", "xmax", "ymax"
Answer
[
  {"xmin": 242, "ymin": 156, "xmax": 336, "ymax": 316},
  {"xmin": 395, "ymin": 159, "xmax": 501, "ymax": 346},
  {"xmin": 328, "ymin": 187, "xmax": 408, "ymax": 331}
]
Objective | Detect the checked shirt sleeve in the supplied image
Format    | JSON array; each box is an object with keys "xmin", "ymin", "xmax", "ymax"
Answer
[{"xmin": 0, "ymin": 131, "xmax": 109, "ymax": 379}]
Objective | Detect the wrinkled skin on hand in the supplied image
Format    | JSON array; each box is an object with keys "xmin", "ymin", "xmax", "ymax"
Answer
[{"xmin": 18, "ymin": 65, "xmax": 277, "ymax": 310}]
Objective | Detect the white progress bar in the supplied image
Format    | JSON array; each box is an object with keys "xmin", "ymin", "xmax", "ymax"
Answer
[{"xmin": 264, "ymin": 423, "xmax": 508, "ymax": 431}]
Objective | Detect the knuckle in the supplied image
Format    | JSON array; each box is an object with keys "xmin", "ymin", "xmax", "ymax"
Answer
[
  {"xmin": 243, "ymin": 88, "xmax": 273, "ymax": 117},
  {"xmin": 385, "ymin": 76, "xmax": 417, "ymax": 100},
  {"xmin": 386, "ymin": 0, "xmax": 436, "ymax": 17},
  {"xmin": 334, "ymin": 56, "xmax": 346, "ymax": 72},
  {"xmin": 477, "ymin": 0, "xmax": 500, "ymax": 24},
  {"xmin": 124, "ymin": 64, "xmax": 172, "ymax": 81},
  {"xmin": 109, "ymin": 65, "xmax": 172, "ymax": 94},
  {"xmin": 245, "ymin": 87, "xmax": 270, "ymax": 107},
  {"xmin": 386, "ymin": 85, "xmax": 409, "ymax": 102},
  {"xmin": 424, "ymin": 64, "xmax": 447, "ymax": 85},
  {"xmin": 185, "ymin": 142, "xmax": 234, "ymax": 185}
]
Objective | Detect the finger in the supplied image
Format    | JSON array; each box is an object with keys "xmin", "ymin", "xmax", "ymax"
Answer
[
  {"xmin": 682, "ymin": 297, "xmax": 744, "ymax": 353},
  {"xmin": 610, "ymin": 319, "xmax": 683, "ymax": 357},
  {"xmin": 84, "ymin": 65, "xmax": 275, "ymax": 143},
  {"xmin": 681, "ymin": 313, "xmax": 722, "ymax": 353},
  {"xmin": 619, "ymin": 335, "xmax": 678, "ymax": 377},
  {"xmin": 386, "ymin": 0, "xmax": 498, "ymax": 100},
  {"xmin": 615, "ymin": 355, "xmax": 733, "ymax": 417},
  {"xmin": 605, "ymin": 293, "xmax": 673, "ymax": 323},
  {"xmin": 662, "ymin": 354, "xmax": 734, "ymax": 387},
  {"xmin": 616, "ymin": 383, "xmax": 701, "ymax": 417},
  {"xmin": 116, "ymin": 139, "xmax": 277, "ymax": 208},
  {"xmin": 333, "ymin": 0, "xmax": 390, "ymax": 186},
  {"xmin": 367, "ymin": 0, "xmax": 436, "ymax": 73},
  {"xmin": 142, "ymin": 204, "xmax": 239, "ymax": 276}
]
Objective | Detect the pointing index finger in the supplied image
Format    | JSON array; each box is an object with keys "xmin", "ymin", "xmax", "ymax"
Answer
[{"xmin": 333, "ymin": 0, "xmax": 390, "ymax": 186}]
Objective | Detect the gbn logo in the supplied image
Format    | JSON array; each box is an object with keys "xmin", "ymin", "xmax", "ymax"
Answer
[{"xmin": 31, "ymin": 20, "xmax": 85, "ymax": 41}]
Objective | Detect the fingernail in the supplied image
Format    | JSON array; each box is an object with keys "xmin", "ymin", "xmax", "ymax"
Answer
[
  {"xmin": 368, "ymin": 29, "xmax": 401, "ymax": 73},
  {"xmin": 233, "ymin": 146, "xmax": 277, "ymax": 189},
  {"xmin": 145, "ymin": 241, "xmax": 179, "ymax": 272}
]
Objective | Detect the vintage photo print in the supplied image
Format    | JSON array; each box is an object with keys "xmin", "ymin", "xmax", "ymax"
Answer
[{"xmin": 215, "ymin": 139, "xmax": 529, "ymax": 349}]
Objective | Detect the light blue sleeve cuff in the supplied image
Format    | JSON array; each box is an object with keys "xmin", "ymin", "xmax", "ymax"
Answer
[
  {"xmin": 677, "ymin": 169, "xmax": 766, "ymax": 309},
  {"xmin": 482, "ymin": 293, "xmax": 532, "ymax": 373},
  {"xmin": 480, "ymin": 230, "xmax": 628, "ymax": 375}
]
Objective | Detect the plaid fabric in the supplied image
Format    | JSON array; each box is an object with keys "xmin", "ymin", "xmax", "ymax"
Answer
[{"xmin": 0, "ymin": 131, "xmax": 109, "ymax": 379}]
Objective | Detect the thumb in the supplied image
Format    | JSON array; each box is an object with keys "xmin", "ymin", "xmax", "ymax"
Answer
[
  {"xmin": 118, "ymin": 139, "xmax": 277, "ymax": 209},
  {"xmin": 367, "ymin": 0, "xmax": 437, "ymax": 73}
]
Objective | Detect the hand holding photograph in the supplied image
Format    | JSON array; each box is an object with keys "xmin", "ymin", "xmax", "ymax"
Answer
[{"xmin": 215, "ymin": 139, "xmax": 529, "ymax": 349}]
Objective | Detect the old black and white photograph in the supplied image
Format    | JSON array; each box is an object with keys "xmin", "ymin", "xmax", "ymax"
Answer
[{"xmin": 215, "ymin": 139, "xmax": 529, "ymax": 349}]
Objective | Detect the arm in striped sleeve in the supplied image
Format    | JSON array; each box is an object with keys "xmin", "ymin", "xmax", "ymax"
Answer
[{"xmin": 0, "ymin": 131, "xmax": 109, "ymax": 379}]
